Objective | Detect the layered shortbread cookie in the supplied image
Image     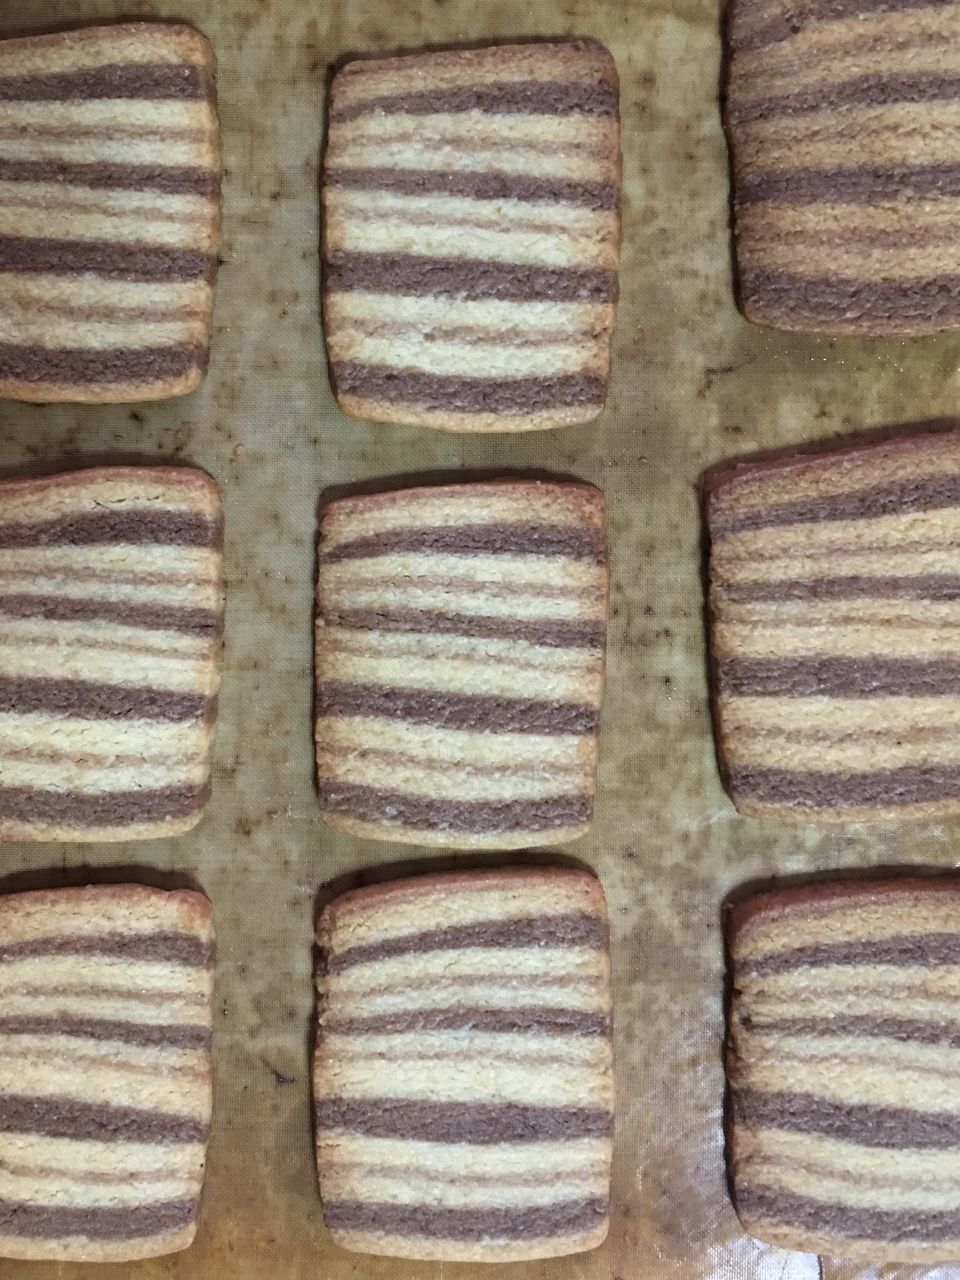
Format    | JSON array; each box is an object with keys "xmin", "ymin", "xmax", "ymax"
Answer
[
  {"xmin": 315, "ymin": 867, "xmax": 613, "ymax": 1261},
  {"xmin": 726, "ymin": 0, "xmax": 960, "ymax": 334},
  {"xmin": 0, "ymin": 466, "xmax": 223, "ymax": 840},
  {"xmin": 0, "ymin": 23, "xmax": 220, "ymax": 401},
  {"xmin": 729, "ymin": 877, "xmax": 960, "ymax": 1263},
  {"xmin": 0, "ymin": 884, "xmax": 213, "ymax": 1262},
  {"xmin": 707, "ymin": 429, "xmax": 960, "ymax": 821},
  {"xmin": 323, "ymin": 41, "xmax": 620, "ymax": 432},
  {"xmin": 316, "ymin": 480, "xmax": 607, "ymax": 847}
]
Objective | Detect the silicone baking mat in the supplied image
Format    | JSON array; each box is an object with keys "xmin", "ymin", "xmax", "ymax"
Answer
[{"xmin": 0, "ymin": 0, "xmax": 956, "ymax": 1277}]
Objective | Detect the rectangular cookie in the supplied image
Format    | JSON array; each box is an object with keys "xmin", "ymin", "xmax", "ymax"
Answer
[
  {"xmin": 0, "ymin": 22, "xmax": 220, "ymax": 401},
  {"xmin": 314, "ymin": 867, "xmax": 613, "ymax": 1262},
  {"xmin": 707, "ymin": 429, "xmax": 960, "ymax": 821},
  {"xmin": 726, "ymin": 0, "xmax": 960, "ymax": 335},
  {"xmin": 728, "ymin": 877, "xmax": 960, "ymax": 1263},
  {"xmin": 0, "ymin": 466, "xmax": 223, "ymax": 840},
  {"xmin": 315, "ymin": 480, "xmax": 607, "ymax": 846},
  {"xmin": 322, "ymin": 40, "xmax": 620, "ymax": 432},
  {"xmin": 0, "ymin": 884, "xmax": 213, "ymax": 1262}
]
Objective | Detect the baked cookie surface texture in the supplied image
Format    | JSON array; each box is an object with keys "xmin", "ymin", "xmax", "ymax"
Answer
[
  {"xmin": 729, "ymin": 878, "xmax": 960, "ymax": 1263},
  {"xmin": 323, "ymin": 40, "xmax": 620, "ymax": 431},
  {"xmin": 0, "ymin": 22, "xmax": 220, "ymax": 401},
  {"xmin": 314, "ymin": 867, "xmax": 613, "ymax": 1261},
  {"xmin": 0, "ymin": 467, "xmax": 223, "ymax": 841},
  {"xmin": 0, "ymin": 884, "xmax": 213, "ymax": 1262},
  {"xmin": 315, "ymin": 480, "xmax": 608, "ymax": 847},
  {"xmin": 708, "ymin": 430, "xmax": 960, "ymax": 821},
  {"xmin": 726, "ymin": 0, "xmax": 960, "ymax": 335}
]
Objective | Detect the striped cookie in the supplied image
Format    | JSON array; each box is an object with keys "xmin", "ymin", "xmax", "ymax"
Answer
[
  {"xmin": 322, "ymin": 40, "xmax": 620, "ymax": 432},
  {"xmin": 726, "ymin": 0, "xmax": 960, "ymax": 334},
  {"xmin": 0, "ymin": 466, "xmax": 223, "ymax": 840},
  {"xmin": 0, "ymin": 883, "xmax": 213, "ymax": 1262},
  {"xmin": 707, "ymin": 429, "xmax": 960, "ymax": 820},
  {"xmin": 728, "ymin": 877, "xmax": 960, "ymax": 1262},
  {"xmin": 315, "ymin": 480, "xmax": 607, "ymax": 847},
  {"xmin": 0, "ymin": 22, "xmax": 220, "ymax": 401},
  {"xmin": 314, "ymin": 867, "xmax": 613, "ymax": 1262}
]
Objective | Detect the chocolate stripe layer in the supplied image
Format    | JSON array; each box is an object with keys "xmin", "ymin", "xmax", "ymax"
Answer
[
  {"xmin": 0, "ymin": 594, "xmax": 220, "ymax": 633},
  {"xmin": 732, "ymin": 0, "xmax": 958, "ymax": 52},
  {"xmin": 739, "ymin": 163, "xmax": 960, "ymax": 205},
  {"xmin": 0, "ymin": 63, "xmax": 212, "ymax": 101},
  {"xmin": 0, "ymin": 930, "xmax": 211, "ymax": 967},
  {"xmin": 318, "ymin": 679, "xmax": 597, "ymax": 734},
  {"xmin": 711, "ymin": 472, "xmax": 960, "ymax": 534},
  {"xmin": 0, "ymin": 235, "xmax": 211, "ymax": 283},
  {"xmin": 731, "ymin": 72, "xmax": 960, "ymax": 123},
  {"xmin": 326, "ymin": 607, "xmax": 605, "ymax": 649},
  {"xmin": 321, "ymin": 522, "xmax": 605, "ymax": 563},
  {"xmin": 0, "ymin": 508, "xmax": 219, "ymax": 548},
  {"xmin": 324, "ymin": 1195, "xmax": 608, "ymax": 1241},
  {"xmin": 326, "ymin": 165, "xmax": 617, "ymax": 209},
  {"xmin": 0, "ymin": 1015, "xmax": 210, "ymax": 1049},
  {"xmin": 722, "ymin": 575, "xmax": 960, "ymax": 602},
  {"xmin": 333, "ymin": 363, "xmax": 606, "ymax": 414},
  {"xmin": 746, "ymin": 932, "xmax": 960, "ymax": 974},
  {"xmin": 735, "ymin": 1087, "xmax": 960, "ymax": 1148},
  {"xmin": 0, "ymin": 783, "xmax": 210, "ymax": 828},
  {"xmin": 748, "ymin": 1014, "xmax": 960, "ymax": 1046},
  {"xmin": 326, "ymin": 252, "xmax": 616, "ymax": 302},
  {"xmin": 0, "ymin": 1195, "xmax": 194, "ymax": 1241},
  {"xmin": 741, "ymin": 268, "xmax": 960, "ymax": 324},
  {"xmin": 332, "ymin": 80, "xmax": 616, "ymax": 121},
  {"xmin": 329, "ymin": 914, "xmax": 608, "ymax": 971},
  {"xmin": 0, "ymin": 676, "xmax": 208, "ymax": 721},
  {"xmin": 0, "ymin": 1093, "xmax": 206, "ymax": 1144},
  {"xmin": 738, "ymin": 1183, "xmax": 960, "ymax": 1243},
  {"xmin": 321, "ymin": 780, "xmax": 590, "ymax": 833},
  {"xmin": 718, "ymin": 656, "xmax": 960, "ymax": 697},
  {"xmin": 0, "ymin": 342, "xmax": 203, "ymax": 387},
  {"xmin": 325, "ymin": 1008, "xmax": 610, "ymax": 1035},
  {"xmin": 730, "ymin": 764, "xmax": 960, "ymax": 807},
  {"xmin": 0, "ymin": 157, "xmax": 218, "ymax": 196},
  {"xmin": 316, "ymin": 1098, "xmax": 611, "ymax": 1142}
]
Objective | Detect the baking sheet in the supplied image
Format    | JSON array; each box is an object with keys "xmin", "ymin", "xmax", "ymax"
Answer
[{"xmin": 0, "ymin": 0, "xmax": 958, "ymax": 1276}]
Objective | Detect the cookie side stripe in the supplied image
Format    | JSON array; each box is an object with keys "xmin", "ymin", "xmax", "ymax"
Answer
[
  {"xmin": 320, "ymin": 780, "xmax": 590, "ymax": 833},
  {"xmin": 0, "ymin": 931, "xmax": 211, "ymax": 967},
  {"xmin": 326, "ymin": 252, "xmax": 616, "ymax": 302},
  {"xmin": 0, "ymin": 235, "xmax": 211, "ymax": 282},
  {"xmin": 321, "ymin": 522, "xmax": 605, "ymax": 563},
  {"xmin": 718, "ymin": 656, "xmax": 960, "ymax": 697},
  {"xmin": 0, "ymin": 509, "xmax": 219, "ymax": 548},
  {"xmin": 325, "ymin": 166, "xmax": 617, "ymax": 209},
  {"xmin": 0, "ymin": 64, "xmax": 212, "ymax": 101},
  {"xmin": 0, "ymin": 594, "xmax": 220, "ymax": 633},
  {"xmin": 324, "ymin": 609, "xmax": 605, "ymax": 649},
  {"xmin": 740, "ymin": 269, "xmax": 960, "ymax": 323},
  {"xmin": 0, "ymin": 1196, "xmax": 195, "ymax": 1241},
  {"xmin": 328, "ymin": 914, "xmax": 608, "ymax": 971},
  {"xmin": 711, "ymin": 473, "xmax": 960, "ymax": 534},
  {"xmin": 738, "ymin": 1183, "xmax": 960, "ymax": 1243},
  {"xmin": 317, "ymin": 679, "xmax": 598, "ymax": 733},
  {"xmin": 739, "ymin": 163, "xmax": 960, "ymax": 205},
  {"xmin": 735, "ymin": 1088, "xmax": 960, "ymax": 1148},
  {"xmin": 0, "ymin": 677, "xmax": 209, "ymax": 722},
  {"xmin": 730, "ymin": 763, "xmax": 960, "ymax": 806},
  {"xmin": 745, "ymin": 933, "xmax": 960, "ymax": 974},
  {"xmin": 315, "ymin": 1098, "xmax": 611, "ymax": 1142},
  {"xmin": 332, "ymin": 363, "xmax": 607, "ymax": 413},
  {"xmin": 748, "ymin": 1015, "xmax": 960, "ymax": 1046},
  {"xmin": 324, "ymin": 1008, "xmax": 610, "ymax": 1035},
  {"xmin": 0, "ymin": 1094, "xmax": 206, "ymax": 1144},
  {"xmin": 731, "ymin": 72, "xmax": 960, "ymax": 123},
  {"xmin": 721, "ymin": 575, "xmax": 960, "ymax": 602},
  {"xmin": 0, "ymin": 782, "xmax": 210, "ymax": 827},
  {"xmin": 0, "ymin": 1016, "xmax": 210, "ymax": 1048},
  {"xmin": 0, "ymin": 342, "xmax": 203, "ymax": 387},
  {"xmin": 323, "ymin": 1196, "xmax": 609, "ymax": 1241},
  {"xmin": 331, "ymin": 80, "xmax": 617, "ymax": 121},
  {"xmin": 731, "ymin": 0, "xmax": 957, "ymax": 52},
  {"xmin": 0, "ymin": 158, "xmax": 218, "ymax": 195}
]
